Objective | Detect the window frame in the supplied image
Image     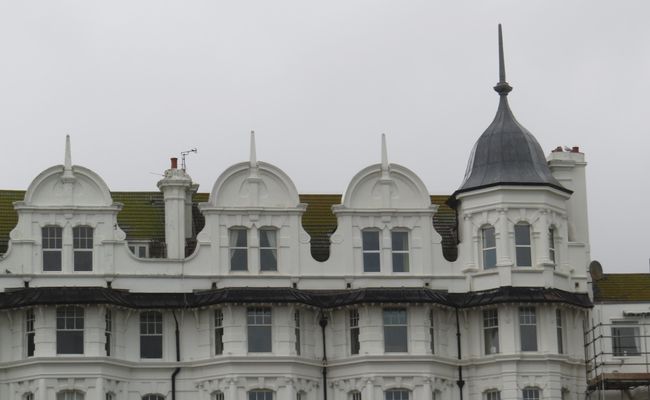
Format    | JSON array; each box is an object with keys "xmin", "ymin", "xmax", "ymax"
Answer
[
  {"xmin": 349, "ymin": 391, "xmax": 362, "ymax": 400},
  {"xmin": 72, "ymin": 225, "xmax": 94, "ymax": 271},
  {"xmin": 142, "ymin": 394, "xmax": 165, "ymax": 400},
  {"xmin": 247, "ymin": 307, "xmax": 272, "ymax": 353},
  {"xmin": 483, "ymin": 390, "xmax": 501, "ymax": 400},
  {"xmin": 483, "ymin": 308, "xmax": 499, "ymax": 355},
  {"xmin": 384, "ymin": 389, "xmax": 410, "ymax": 400},
  {"xmin": 350, "ymin": 308, "xmax": 360, "ymax": 355},
  {"xmin": 128, "ymin": 242, "xmax": 150, "ymax": 258},
  {"xmin": 56, "ymin": 390, "xmax": 85, "ymax": 400},
  {"xmin": 429, "ymin": 308, "xmax": 435, "ymax": 354},
  {"xmin": 229, "ymin": 227, "xmax": 248, "ymax": 271},
  {"xmin": 362, "ymin": 229, "xmax": 381, "ymax": 272},
  {"xmin": 383, "ymin": 308, "xmax": 408, "ymax": 353},
  {"xmin": 514, "ymin": 222, "xmax": 532, "ymax": 267},
  {"xmin": 612, "ymin": 322, "xmax": 642, "ymax": 357},
  {"xmin": 248, "ymin": 389, "xmax": 274, "ymax": 400},
  {"xmin": 140, "ymin": 311, "xmax": 163, "ymax": 359},
  {"xmin": 259, "ymin": 227, "xmax": 278, "ymax": 271},
  {"xmin": 214, "ymin": 309, "xmax": 224, "ymax": 356},
  {"xmin": 522, "ymin": 387, "xmax": 541, "ymax": 400},
  {"xmin": 212, "ymin": 392, "xmax": 225, "ymax": 400},
  {"xmin": 105, "ymin": 308, "xmax": 113, "ymax": 356},
  {"xmin": 481, "ymin": 226, "xmax": 496, "ymax": 269},
  {"xmin": 391, "ymin": 229, "xmax": 409, "ymax": 272},
  {"xmin": 548, "ymin": 227, "xmax": 556, "ymax": 264},
  {"xmin": 556, "ymin": 308, "xmax": 564, "ymax": 354},
  {"xmin": 56, "ymin": 306, "xmax": 84, "ymax": 355},
  {"xmin": 25, "ymin": 308, "xmax": 35, "ymax": 358},
  {"xmin": 42, "ymin": 225, "xmax": 63, "ymax": 271},
  {"xmin": 294, "ymin": 309, "xmax": 301, "ymax": 355},
  {"xmin": 24, "ymin": 393, "xmax": 35, "ymax": 400},
  {"xmin": 519, "ymin": 307, "xmax": 538, "ymax": 352}
]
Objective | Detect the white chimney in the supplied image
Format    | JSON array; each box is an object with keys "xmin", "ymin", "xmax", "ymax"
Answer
[{"xmin": 157, "ymin": 157, "xmax": 193, "ymax": 259}]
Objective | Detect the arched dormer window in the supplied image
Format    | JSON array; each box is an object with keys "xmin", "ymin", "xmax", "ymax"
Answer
[
  {"xmin": 73, "ymin": 226, "xmax": 93, "ymax": 271},
  {"xmin": 481, "ymin": 226, "xmax": 496, "ymax": 269},
  {"xmin": 42, "ymin": 225, "xmax": 63, "ymax": 271},
  {"xmin": 548, "ymin": 226, "xmax": 557, "ymax": 264},
  {"xmin": 229, "ymin": 227, "xmax": 248, "ymax": 271},
  {"xmin": 248, "ymin": 389, "xmax": 273, "ymax": 400},
  {"xmin": 514, "ymin": 222, "xmax": 532, "ymax": 267},
  {"xmin": 56, "ymin": 390, "xmax": 84, "ymax": 400},
  {"xmin": 384, "ymin": 389, "xmax": 410, "ymax": 400},
  {"xmin": 362, "ymin": 229, "xmax": 381, "ymax": 272},
  {"xmin": 259, "ymin": 227, "xmax": 277, "ymax": 271}
]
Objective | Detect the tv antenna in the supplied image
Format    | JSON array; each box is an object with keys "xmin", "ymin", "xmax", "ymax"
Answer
[{"xmin": 180, "ymin": 148, "xmax": 197, "ymax": 170}]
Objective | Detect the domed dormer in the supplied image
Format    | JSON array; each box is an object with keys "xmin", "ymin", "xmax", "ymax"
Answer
[
  {"xmin": 8, "ymin": 136, "xmax": 123, "ymax": 274},
  {"xmin": 330, "ymin": 135, "xmax": 442, "ymax": 277},
  {"xmin": 451, "ymin": 26, "xmax": 576, "ymax": 291},
  {"xmin": 199, "ymin": 132, "xmax": 307, "ymax": 275}
]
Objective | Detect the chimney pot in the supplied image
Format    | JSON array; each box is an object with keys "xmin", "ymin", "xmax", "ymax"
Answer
[
  {"xmin": 171, "ymin": 157, "xmax": 178, "ymax": 169},
  {"xmin": 572, "ymin": 146, "xmax": 580, "ymax": 153}
]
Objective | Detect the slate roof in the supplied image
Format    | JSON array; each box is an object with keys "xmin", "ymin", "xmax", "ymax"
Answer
[
  {"xmin": 0, "ymin": 286, "xmax": 591, "ymax": 310},
  {"xmin": 0, "ymin": 191, "xmax": 458, "ymax": 262},
  {"xmin": 593, "ymin": 273, "xmax": 650, "ymax": 303}
]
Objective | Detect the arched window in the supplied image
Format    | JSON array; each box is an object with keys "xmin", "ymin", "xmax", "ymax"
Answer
[
  {"xmin": 522, "ymin": 387, "xmax": 540, "ymax": 400},
  {"xmin": 483, "ymin": 389, "xmax": 500, "ymax": 400},
  {"xmin": 212, "ymin": 392, "xmax": 224, "ymax": 400},
  {"xmin": 248, "ymin": 390, "xmax": 273, "ymax": 400},
  {"xmin": 142, "ymin": 395, "xmax": 165, "ymax": 400},
  {"xmin": 384, "ymin": 389, "xmax": 409, "ymax": 400},
  {"xmin": 23, "ymin": 393, "xmax": 34, "ymax": 400},
  {"xmin": 481, "ymin": 226, "xmax": 496, "ymax": 269},
  {"xmin": 57, "ymin": 391, "xmax": 84, "ymax": 400},
  {"xmin": 42, "ymin": 225, "xmax": 63, "ymax": 271},
  {"xmin": 106, "ymin": 393, "xmax": 115, "ymax": 400},
  {"xmin": 73, "ymin": 226, "xmax": 93, "ymax": 271},
  {"xmin": 349, "ymin": 391, "xmax": 362, "ymax": 400},
  {"xmin": 514, "ymin": 222, "xmax": 532, "ymax": 267}
]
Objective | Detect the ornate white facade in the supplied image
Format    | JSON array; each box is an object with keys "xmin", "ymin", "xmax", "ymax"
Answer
[{"xmin": 0, "ymin": 28, "xmax": 602, "ymax": 400}]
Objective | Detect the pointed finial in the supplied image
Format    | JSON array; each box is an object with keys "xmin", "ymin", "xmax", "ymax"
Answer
[
  {"xmin": 62, "ymin": 134, "xmax": 75, "ymax": 182},
  {"xmin": 64, "ymin": 135, "xmax": 72, "ymax": 170},
  {"xmin": 381, "ymin": 133, "xmax": 388, "ymax": 172},
  {"xmin": 494, "ymin": 24, "xmax": 513, "ymax": 96},
  {"xmin": 249, "ymin": 130, "xmax": 257, "ymax": 167}
]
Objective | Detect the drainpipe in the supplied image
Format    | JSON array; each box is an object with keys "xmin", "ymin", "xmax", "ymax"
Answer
[
  {"xmin": 172, "ymin": 312, "xmax": 181, "ymax": 400},
  {"xmin": 455, "ymin": 308, "xmax": 465, "ymax": 400},
  {"xmin": 319, "ymin": 312, "xmax": 329, "ymax": 400}
]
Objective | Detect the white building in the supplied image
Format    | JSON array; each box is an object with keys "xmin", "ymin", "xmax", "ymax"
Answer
[{"xmin": 0, "ymin": 27, "xmax": 597, "ymax": 400}]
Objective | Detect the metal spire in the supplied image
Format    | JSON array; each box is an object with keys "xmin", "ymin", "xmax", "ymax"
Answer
[
  {"xmin": 494, "ymin": 24, "xmax": 513, "ymax": 96},
  {"xmin": 249, "ymin": 130, "xmax": 257, "ymax": 168}
]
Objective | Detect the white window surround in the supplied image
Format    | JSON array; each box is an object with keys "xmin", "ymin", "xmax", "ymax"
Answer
[
  {"xmin": 229, "ymin": 227, "xmax": 248, "ymax": 271},
  {"xmin": 611, "ymin": 322, "xmax": 641, "ymax": 357},
  {"xmin": 140, "ymin": 311, "xmax": 163, "ymax": 359},
  {"xmin": 56, "ymin": 306, "xmax": 84, "ymax": 355},
  {"xmin": 514, "ymin": 222, "xmax": 532, "ymax": 267},
  {"xmin": 128, "ymin": 242, "xmax": 150, "ymax": 258},
  {"xmin": 391, "ymin": 229, "xmax": 409, "ymax": 272},
  {"xmin": 362, "ymin": 229, "xmax": 381, "ymax": 272},
  {"xmin": 72, "ymin": 225, "xmax": 93, "ymax": 271},
  {"xmin": 483, "ymin": 309, "xmax": 499, "ymax": 355}
]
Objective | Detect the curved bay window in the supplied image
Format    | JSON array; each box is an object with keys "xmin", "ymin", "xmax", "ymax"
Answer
[
  {"xmin": 42, "ymin": 226, "xmax": 63, "ymax": 271},
  {"xmin": 481, "ymin": 226, "xmax": 496, "ymax": 269},
  {"xmin": 73, "ymin": 226, "xmax": 93, "ymax": 271},
  {"xmin": 514, "ymin": 223, "xmax": 532, "ymax": 267}
]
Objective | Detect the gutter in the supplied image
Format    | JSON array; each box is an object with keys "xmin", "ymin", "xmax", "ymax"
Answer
[
  {"xmin": 319, "ymin": 312, "xmax": 329, "ymax": 400},
  {"xmin": 455, "ymin": 308, "xmax": 465, "ymax": 400},
  {"xmin": 172, "ymin": 312, "xmax": 181, "ymax": 400}
]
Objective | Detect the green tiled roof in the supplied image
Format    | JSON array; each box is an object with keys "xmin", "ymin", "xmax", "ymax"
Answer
[
  {"xmin": 0, "ymin": 191, "xmax": 458, "ymax": 262},
  {"xmin": 593, "ymin": 273, "xmax": 650, "ymax": 303}
]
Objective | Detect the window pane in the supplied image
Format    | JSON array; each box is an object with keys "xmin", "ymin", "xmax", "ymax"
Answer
[
  {"xmin": 519, "ymin": 308, "xmax": 537, "ymax": 351},
  {"xmin": 384, "ymin": 309, "xmax": 407, "ymax": 352},
  {"xmin": 230, "ymin": 249, "xmax": 248, "ymax": 271},
  {"xmin": 483, "ymin": 249, "xmax": 496, "ymax": 269},
  {"xmin": 522, "ymin": 388, "xmax": 540, "ymax": 400},
  {"xmin": 391, "ymin": 232, "xmax": 408, "ymax": 251},
  {"xmin": 248, "ymin": 326, "xmax": 272, "ymax": 352},
  {"xmin": 57, "ymin": 331, "xmax": 84, "ymax": 354},
  {"xmin": 385, "ymin": 390, "xmax": 409, "ymax": 400},
  {"xmin": 362, "ymin": 231, "xmax": 380, "ymax": 250},
  {"xmin": 232, "ymin": 229, "xmax": 247, "ymax": 247},
  {"xmin": 363, "ymin": 253, "xmax": 380, "ymax": 272},
  {"xmin": 249, "ymin": 390, "xmax": 273, "ymax": 400},
  {"xmin": 74, "ymin": 251, "xmax": 93, "ymax": 271},
  {"xmin": 43, "ymin": 251, "xmax": 62, "ymax": 271},
  {"xmin": 514, "ymin": 224, "xmax": 531, "ymax": 245},
  {"xmin": 612, "ymin": 327, "xmax": 641, "ymax": 356},
  {"xmin": 140, "ymin": 336, "xmax": 163, "ymax": 358},
  {"xmin": 392, "ymin": 253, "xmax": 409, "ymax": 272},
  {"xmin": 260, "ymin": 249, "xmax": 277, "ymax": 271},
  {"xmin": 515, "ymin": 247, "xmax": 532, "ymax": 267},
  {"xmin": 482, "ymin": 227, "xmax": 495, "ymax": 248}
]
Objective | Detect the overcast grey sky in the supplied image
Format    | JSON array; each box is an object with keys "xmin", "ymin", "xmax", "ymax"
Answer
[{"xmin": 0, "ymin": 1, "xmax": 648, "ymax": 273}]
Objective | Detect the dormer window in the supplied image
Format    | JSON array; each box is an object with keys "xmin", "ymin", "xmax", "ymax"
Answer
[
  {"xmin": 481, "ymin": 226, "xmax": 496, "ymax": 269},
  {"xmin": 362, "ymin": 230, "xmax": 381, "ymax": 272},
  {"xmin": 259, "ymin": 228, "xmax": 277, "ymax": 271},
  {"xmin": 229, "ymin": 228, "xmax": 248, "ymax": 271},
  {"xmin": 42, "ymin": 226, "xmax": 63, "ymax": 271},
  {"xmin": 73, "ymin": 226, "xmax": 93, "ymax": 271},
  {"xmin": 514, "ymin": 223, "xmax": 532, "ymax": 267},
  {"xmin": 391, "ymin": 230, "xmax": 409, "ymax": 272}
]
